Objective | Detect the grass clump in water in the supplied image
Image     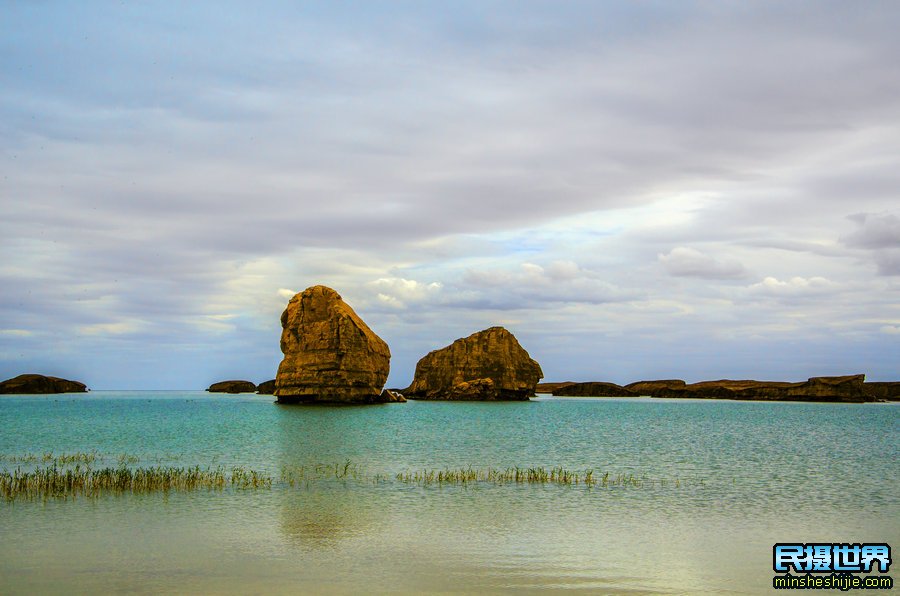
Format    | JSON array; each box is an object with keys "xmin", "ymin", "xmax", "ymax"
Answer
[
  {"xmin": 0, "ymin": 464, "xmax": 272, "ymax": 501},
  {"xmin": 395, "ymin": 466, "xmax": 651, "ymax": 487}
]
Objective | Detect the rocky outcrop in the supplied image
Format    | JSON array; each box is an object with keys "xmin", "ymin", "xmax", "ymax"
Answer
[
  {"xmin": 404, "ymin": 326, "xmax": 542, "ymax": 401},
  {"xmin": 553, "ymin": 382, "xmax": 638, "ymax": 397},
  {"xmin": 0, "ymin": 374, "xmax": 87, "ymax": 394},
  {"xmin": 256, "ymin": 379, "xmax": 276, "ymax": 395},
  {"xmin": 626, "ymin": 375, "xmax": 870, "ymax": 402},
  {"xmin": 208, "ymin": 380, "xmax": 257, "ymax": 393},
  {"xmin": 275, "ymin": 285, "xmax": 393, "ymax": 404},
  {"xmin": 864, "ymin": 382, "xmax": 900, "ymax": 401},
  {"xmin": 535, "ymin": 382, "xmax": 577, "ymax": 394}
]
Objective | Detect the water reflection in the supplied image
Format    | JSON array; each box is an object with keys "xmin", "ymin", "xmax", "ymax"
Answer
[
  {"xmin": 274, "ymin": 405, "xmax": 386, "ymax": 550},
  {"xmin": 278, "ymin": 487, "xmax": 379, "ymax": 550}
]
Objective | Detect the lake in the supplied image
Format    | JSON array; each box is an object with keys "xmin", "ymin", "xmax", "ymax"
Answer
[{"xmin": 1, "ymin": 392, "xmax": 897, "ymax": 594}]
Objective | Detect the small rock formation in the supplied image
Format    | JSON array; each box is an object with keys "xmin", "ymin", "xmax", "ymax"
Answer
[
  {"xmin": 0, "ymin": 374, "xmax": 87, "ymax": 394},
  {"xmin": 553, "ymin": 382, "xmax": 638, "ymax": 397},
  {"xmin": 207, "ymin": 380, "xmax": 257, "ymax": 394},
  {"xmin": 404, "ymin": 326, "xmax": 542, "ymax": 401},
  {"xmin": 256, "ymin": 379, "xmax": 276, "ymax": 395},
  {"xmin": 275, "ymin": 285, "xmax": 393, "ymax": 404}
]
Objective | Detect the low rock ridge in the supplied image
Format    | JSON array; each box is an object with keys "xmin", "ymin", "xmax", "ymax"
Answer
[
  {"xmin": 553, "ymin": 382, "xmax": 639, "ymax": 397},
  {"xmin": 550, "ymin": 375, "xmax": 876, "ymax": 403},
  {"xmin": 207, "ymin": 380, "xmax": 257, "ymax": 394},
  {"xmin": 0, "ymin": 374, "xmax": 88, "ymax": 394},
  {"xmin": 275, "ymin": 285, "xmax": 394, "ymax": 404},
  {"xmin": 863, "ymin": 382, "xmax": 900, "ymax": 401},
  {"xmin": 404, "ymin": 326, "xmax": 543, "ymax": 401}
]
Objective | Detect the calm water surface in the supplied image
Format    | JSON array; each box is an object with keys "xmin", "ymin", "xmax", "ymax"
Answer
[{"xmin": 1, "ymin": 392, "xmax": 897, "ymax": 594}]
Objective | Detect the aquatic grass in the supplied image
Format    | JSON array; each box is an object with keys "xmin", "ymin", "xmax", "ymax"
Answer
[
  {"xmin": 0, "ymin": 464, "xmax": 272, "ymax": 501},
  {"xmin": 0, "ymin": 452, "xmax": 168, "ymax": 467},
  {"xmin": 393, "ymin": 466, "xmax": 658, "ymax": 488},
  {"xmin": 0, "ymin": 451, "xmax": 102, "ymax": 465},
  {"xmin": 1, "ymin": 458, "xmax": 700, "ymax": 500}
]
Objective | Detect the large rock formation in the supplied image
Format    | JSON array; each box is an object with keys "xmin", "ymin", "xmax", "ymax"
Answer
[
  {"xmin": 553, "ymin": 382, "xmax": 638, "ymax": 397},
  {"xmin": 404, "ymin": 326, "xmax": 542, "ymax": 401},
  {"xmin": 207, "ymin": 380, "xmax": 257, "ymax": 393},
  {"xmin": 275, "ymin": 285, "xmax": 393, "ymax": 404},
  {"xmin": 0, "ymin": 374, "xmax": 87, "ymax": 394}
]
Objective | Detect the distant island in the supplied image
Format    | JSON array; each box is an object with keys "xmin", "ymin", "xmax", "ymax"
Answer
[
  {"xmin": 545, "ymin": 376, "xmax": 899, "ymax": 403},
  {"xmin": 0, "ymin": 374, "xmax": 88, "ymax": 394},
  {"xmin": 207, "ymin": 380, "xmax": 257, "ymax": 394}
]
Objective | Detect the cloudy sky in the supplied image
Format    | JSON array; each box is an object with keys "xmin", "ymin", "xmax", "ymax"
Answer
[{"xmin": 1, "ymin": 2, "xmax": 898, "ymax": 389}]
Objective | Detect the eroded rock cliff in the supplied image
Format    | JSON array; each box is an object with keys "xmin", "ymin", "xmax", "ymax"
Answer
[
  {"xmin": 404, "ymin": 326, "xmax": 542, "ymax": 400},
  {"xmin": 275, "ymin": 285, "xmax": 392, "ymax": 404}
]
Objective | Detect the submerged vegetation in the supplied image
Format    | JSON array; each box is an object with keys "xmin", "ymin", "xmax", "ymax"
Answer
[
  {"xmin": 394, "ymin": 466, "xmax": 651, "ymax": 487},
  {"xmin": 0, "ymin": 452, "xmax": 700, "ymax": 501}
]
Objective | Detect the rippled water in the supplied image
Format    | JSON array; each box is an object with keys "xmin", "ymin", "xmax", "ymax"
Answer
[{"xmin": 1, "ymin": 392, "xmax": 897, "ymax": 594}]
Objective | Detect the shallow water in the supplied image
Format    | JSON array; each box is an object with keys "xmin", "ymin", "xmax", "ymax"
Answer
[{"xmin": 1, "ymin": 392, "xmax": 897, "ymax": 594}]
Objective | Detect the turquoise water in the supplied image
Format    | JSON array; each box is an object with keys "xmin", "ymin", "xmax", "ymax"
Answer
[{"xmin": 1, "ymin": 392, "xmax": 897, "ymax": 594}]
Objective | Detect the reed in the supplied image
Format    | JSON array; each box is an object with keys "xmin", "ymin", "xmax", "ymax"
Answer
[
  {"xmin": 0, "ymin": 464, "xmax": 273, "ymax": 501},
  {"xmin": 1, "ymin": 455, "xmax": 697, "ymax": 500},
  {"xmin": 393, "ymin": 466, "xmax": 651, "ymax": 487},
  {"xmin": 1, "ymin": 452, "xmax": 148, "ymax": 466}
]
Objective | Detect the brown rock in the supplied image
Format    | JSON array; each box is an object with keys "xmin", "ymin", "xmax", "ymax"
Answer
[
  {"xmin": 404, "ymin": 326, "xmax": 542, "ymax": 401},
  {"xmin": 552, "ymin": 382, "xmax": 638, "ymax": 397},
  {"xmin": 864, "ymin": 382, "xmax": 900, "ymax": 401},
  {"xmin": 256, "ymin": 379, "xmax": 276, "ymax": 394},
  {"xmin": 639, "ymin": 375, "xmax": 870, "ymax": 402},
  {"xmin": 208, "ymin": 380, "xmax": 257, "ymax": 393},
  {"xmin": 0, "ymin": 374, "xmax": 87, "ymax": 394},
  {"xmin": 624, "ymin": 380, "xmax": 687, "ymax": 396},
  {"xmin": 275, "ymin": 285, "xmax": 392, "ymax": 404}
]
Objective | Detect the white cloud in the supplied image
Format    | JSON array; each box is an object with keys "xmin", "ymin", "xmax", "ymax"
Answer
[
  {"xmin": 366, "ymin": 278, "xmax": 443, "ymax": 310},
  {"xmin": 748, "ymin": 276, "xmax": 837, "ymax": 297},
  {"xmin": 457, "ymin": 262, "xmax": 636, "ymax": 309},
  {"xmin": 658, "ymin": 247, "xmax": 746, "ymax": 279}
]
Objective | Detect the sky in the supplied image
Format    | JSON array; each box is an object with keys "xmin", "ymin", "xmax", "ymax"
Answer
[{"xmin": 1, "ymin": 1, "xmax": 898, "ymax": 389}]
